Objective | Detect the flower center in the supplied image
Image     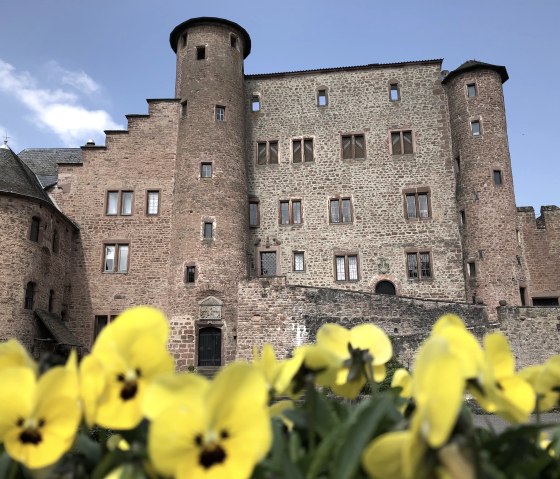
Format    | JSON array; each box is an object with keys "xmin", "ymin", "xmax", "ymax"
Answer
[
  {"xmin": 116, "ymin": 368, "xmax": 141, "ymax": 401},
  {"xmin": 195, "ymin": 430, "xmax": 230, "ymax": 469},
  {"xmin": 17, "ymin": 417, "xmax": 46, "ymax": 445}
]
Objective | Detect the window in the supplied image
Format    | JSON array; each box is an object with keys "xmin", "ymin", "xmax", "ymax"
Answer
[
  {"xmin": 389, "ymin": 83, "xmax": 400, "ymax": 101},
  {"xmin": 181, "ymin": 100, "xmax": 188, "ymax": 118},
  {"xmin": 249, "ymin": 200, "xmax": 259, "ymax": 227},
  {"xmin": 317, "ymin": 89, "xmax": 328, "ymax": 107},
  {"xmin": 52, "ymin": 229, "xmax": 59, "ymax": 253},
  {"xmin": 391, "ymin": 130, "xmax": 413, "ymax": 155},
  {"xmin": 30, "ymin": 217, "xmax": 40, "ymax": 242},
  {"xmin": 455, "ymin": 156, "xmax": 461, "ymax": 174},
  {"xmin": 467, "ymin": 261, "xmax": 476, "ymax": 278},
  {"xmin": 106, "ymin": 191, "xmax": 133, "ymax": 216},
  {"xmin": 335, "ymin": 254, "xmax": 358, "ymax": 281},
  {"xmin": 185, "ymin": 265, "xmax": 196, "ymax": 283},
  {"xmin": 103, "ymin": 244, "xmax": 129, "ymax": 273},
  {"xmin": 279, "ymin": 200, "xmax": 302, "ymax": 225},
  {"xmin": 196, "ymin": 46, "xmax": 206, "ymax": 60},
  {"xmin": 215, "ymin": 105, "xmax": 225, "ymax": 122},
  {"xmin": 203, "ymin": 222, "xmax": 213, "ymax": 239},
  {"xmin": 181, "ymin": 33, "xmax": 188, "ymax": 49},
  {"xmin": 293, "ymin": 252, "xmax": 305, "ymax": 272},
  {"xmin": 201, "ymin": 163, "xmax": 213, "ymax": 178},
  {"xmin": 471, "ymin": 120, "xmax": 481, "ymax": 137},
  {"xmin": 493, "ymin": 170, "xmax": 503, "ymax": 185},
  {"xmin": 406, "ymin": 252, "xmax": 432, "ymax": 279},
  {"xmin": 94, "ymin": 314, "xmax": 118, "ymax": 340},
  {"xmin": 251, "ymin": 95, "xmax": 260, "ymax": 112},
  {"xmin": 519, "ymin": 287, "xmax": 526, "ymax": 306},
  {"xmin": 329, "ymin": 198, "xmax": 353, "ymax": 223},
  {"xmin": 467, "ymin": 83, "xmax": 477, "ymax": 98},
  {"xmin": 24, "ymin": 282, "xmax": 35, "ymax": 310},
  {"xmin": 341, "ymin": 134, "xmax": 365, "ymax": 159},
  {"xmin": 460, "ymin": 209, "xmax": 466, "ymax": 225},
  {"xmin": 260, "ymin": 251, "xmax": 277, "ymax": 276},
  {"xmin": 257, "ymin": 141, "xmax": 279, "ymax": 165},
  {"xmin": 404, "ymin": 191, "xmax": 430, "ymax": 219},
  {"xmin": 230, "ymin": 34, "xmax": 238, "ymax": 48},
  {"xmin": 48, "ymin": 290, "xmax": 54, "ymax": 313},
  {"xmin": 146, "ymin": 190, "xmax": 160, "ymax": 216},
  {"xmin": 292, "ymin": 138, "xmax": 314, "ymax": 163}
]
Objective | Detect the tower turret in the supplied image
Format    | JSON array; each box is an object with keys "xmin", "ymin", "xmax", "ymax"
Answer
[
  {"xmin": 444, "ymin": 61, "xmax": 525, "ymax": 311},
  {"xmin": 168, "ymin": 18, "xmax": 251, "ymax": 368}
]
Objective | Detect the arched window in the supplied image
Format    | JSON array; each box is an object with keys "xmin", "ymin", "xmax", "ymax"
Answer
[
  {"xmin": 25, "ymin": 282, "xmax": 36, "ymax": 309},
  {"xmin": 375, "ymin": 280, "xmax": 396, "ymax": 295},
  {"xmin": 198, "ymin": 327, "xmax": 221, "ymax": 366}
]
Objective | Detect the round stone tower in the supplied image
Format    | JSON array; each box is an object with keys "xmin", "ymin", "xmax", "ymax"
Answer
[
  {"xmin": 444, "ymin": 61, "xmax": 524, "ymax": 311},
  {"xmin": 168, "ymin": 18, "xmax": 251, "ymax": 369}
]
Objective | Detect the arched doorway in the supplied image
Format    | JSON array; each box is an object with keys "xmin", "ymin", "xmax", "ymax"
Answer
[
  {"xmin": 198, "ymin": 327, "xmax": 222, "ymax": 366},
  {"xmin": 375, "ymin": 280, "xmax": 396, "ymax": 295}
]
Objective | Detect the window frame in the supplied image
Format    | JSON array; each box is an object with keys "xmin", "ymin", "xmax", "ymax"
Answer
[
  {"xmin": 185, "ymin": 264, "xmax": 197, "ymax": 284},
  {"xmin": 201, "ymin": 162, "xmax": 213, "ymax": 178},
  {"xmin": 230, "ymin": 33, "xmax": 238, "ymax": 49},
  {"xmin": 146, "ymin": 190, "xmax": 160, "ymax": 216},
  {"xmin": 293, "ymin": 251, "xmax": 305, "ymax": 272},
  {"xmin": 390, "ymin": 129, "xmax": 414, "ymax": 155},
  {"xmin": 120, "ymin": 191, "xmax": 134, "ymax": 216},
  {"xmin": 493, "ymin": 169, "xmax": 503, "ymax": 186},
  {"xmin": 467, "ymin": 260, "xmax": 477, "ymax": 278},
  {"xmin": 251, "ymin": 95, "xmax": 261, "ymax": 112},
  {"xmin": 334, "ymin": 254, "xmax": 359, "ymax": 282},
  {"xmin": 405, "ymin": 250, "xmax": 433, "ymax": 280},
  {"xmin": 24, "ymin": 281, "xmax": 36, "ymax": 310},
  {"xmin": 470, "ymin": 119, "xmax": 482, "ymax": 137},
  {"xmin": 279, "ymin": 199, "xmax": 303, "ymax": 225},
  {"xmin": 341, "ymin": 133, "xmax": 366, "ymax": 160},
  {"xmin": 389, "ymin": 82, "xmax": 400, "ymax": 102},
  {"xmin": 257, "ymin": 249, "xmax": 279, "ymax": 277},
  {"xmin": 181, "ymin": 100, "xmax": 188, "ymax": 118},
  {"xmin": 93, "ymin": 313, "xmax": 119, "ymax": 342},
  {"xmin": 102, "ymin": 242, "xmax": 130, "ymax": 273},
  {"xmin": 292, "ymin": 138, "xmax": 314, "ymax": 163},
  {"xmin": 29, "ymin": 216, "xmax": 40, "ymax": 242},
  {"xmin": 203, "ymin": 221, "xmax": 214, "ymax": 240},
  {"xmin": 249, "ymin": 199, "xmax": 260, "ymax": 228},
  {"xmin": 196, "ymin": 45, "xmax": 206, "ymax": 60},
  {"xmin": 403, "ymin": 188, "xmax": 431, "ymax": 220},
  {"xmin": 106, "ymin": 190, "xmax": 134, "ymax": 217},
  {"xmin": 317, "ymin": 88, "xmax": 328, "ymax": 107},
  {"xmin": 256, "ymin": 140, "xmax": 279, "ymax": 165},
  {"xmin": 329, "ymin": 197, "xmax": 353, "ymax": 224},
  {"xmin": 215, "ymin": 105, "xmax": 226, "ymax": 122},
  {"xmin": 466, "ymin": 83, "xmax": 477, "ymax": 98}
]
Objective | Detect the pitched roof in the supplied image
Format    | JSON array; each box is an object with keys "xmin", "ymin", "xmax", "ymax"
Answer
[
  {"xmin": 18, "ymin": 148, "xmax": 82, "ymax": 188},
  {"xmin": 0, "ymin": 145, "xmax": 54, "ymax": 204},
  {"xmin": 442, "ymin": 60, "xmax": 508, "ymax": 84},
  {"xmin": 35, "ymin": 310, "xmax": 81, "ymax": 346}
]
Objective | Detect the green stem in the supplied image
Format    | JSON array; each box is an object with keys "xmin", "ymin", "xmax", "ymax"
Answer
[{"xmin": 306, "ymin": 381, "xmax": 316, "ymax": 454}]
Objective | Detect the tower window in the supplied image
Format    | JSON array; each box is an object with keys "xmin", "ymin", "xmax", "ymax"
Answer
[
  {"xmin": 467, "ymin": 83, "xmax": 477, "ymax": 98},
  {"xmin": 260, "ymin": 251, "xmax": 277, "ymax": 277},
  {"xmin": 30, "ymin": 217, "xmax": 40, "ymax": 242},
  {"xmin": 181, "ymin": 33, "xmax": 188, "ymax": 49},
  {"xmin": 251, "ymin": 95, "xmax": 260, "ymax": 112},
  {"xmin": 317, "ymin": 89, "xmax": 328, "ymax": 107},
  {"xmin": 48, "ymin": 290, "xmax": 54, "ymax": 313},
  {"xmin": 203, "ymin": 222, "xmax": 213, "ymax": 239},
  {"xmin": 391, "ymin": 130, "xmax": 414, "ymax": 155},
  {"xmin": 460, "ymin": 209, "xmax": 466, "ymax": 225},
  {"xmin": 455, "ymin": 156, "xmax": 461, "ymax": 174},
  {"xmin": 196, "ymin": 46, "xmax": 206, "ymax": 60},
  {"xmin": 249, "ymin": 200, "xmax": 259, "ymax": 227},
  {"xmin": 293, "ymin": 252, "xmax": 305, "ymax": 272},
  {"xmin": 407, "ymin": 251, "xmax": 432, "ymax": 279},
  {"xmin": 230, "ymin": 34, "xmax": 238, "ymax": 48},
  {"xmin": 201, "ymin": 163, "xmax": 213, "ymax": 178},
  {"xmin": 493, "ymin": 170, "xmax": 503, "ymax": 185},
  {"xmin": 389, "ymin": 83, "xmax": 400, "ymax": 101},
  {"xmin": 470, "ymin": 120, "xmax": 481, "ymax": 137},
  {"xmin": 103, "ymin": 244, "xmax": 129, "ymax": 273},
  {"xmin": 329, "ymin": 198, "xmax": 353, "ymax": 223},
  {"xmin": 467, "ymin": 261, "xmax": 476, "ymax": 277},
  {"xmin": 257, "ymin": 141, "xmax": 279, "ymax": 165},
  {"xmin": 292, "ymin": 138, "xmax": 314, "ymax": 163},
  {"xmin": 341, "ymin": 134, "xmax": 365, "ymax": 159},
  {"xmin": 215, "ymin": 105, "xmax": 225, "ymax": 122},
  {"xmin": 185, "ymin": 265, "xmax": 196, "ymax": 283},
  {"xmin": 24, "ymin": 282, "xmax": 36, "ymax": 310},
  {"xmin": 146, "ymin": 190, "xmax": 160, "ymax": 216},
  {"xmin": 404, "ymin": 190, "xmax": 430, "ymax": 219},
  {"xmin": 181, "ymin": 100, "xmax": 188, "ymax": 118}
]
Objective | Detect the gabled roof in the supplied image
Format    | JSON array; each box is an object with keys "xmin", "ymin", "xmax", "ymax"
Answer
[
  {"xmin": 35, "ymin": 310, "xmax": 80, "ymax": 347},
  {"xmin": 0, "ymin": 145, "xmax": 54, "ymax": 204},
  {"xmin": 18, "ymin": 148, "xmax": 82, "ymax": 188},
  {"xmin": 442, "ymin": 60, "xmax": 508, "ymax": 84}
]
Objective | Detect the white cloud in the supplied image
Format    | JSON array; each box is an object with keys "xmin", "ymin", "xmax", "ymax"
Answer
[
  {"xmin": 46, "ymin": 61, "xmax": 100, "ymax": 94},
  {"xmin": 0, "ymin": 59, "xmax": 121, "ymax": 146}
]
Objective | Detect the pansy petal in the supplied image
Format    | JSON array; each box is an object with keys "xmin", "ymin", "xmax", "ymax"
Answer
[
  {"xmin": 0, "ymin": 340, "xmax": 36, "ymax": 372},
  {"xmin": 0, "ymin": 367, "xmax": 35, "ymax": 439},
  {"xmin": 350, "ymin": 323, "xmax": 392, "ymax": 366},
  {"xmin": 391, "ymin": 368, "xmax": 412, "ymax": 398},
  {"xmin": 484, "ymin": 333, "xmax": 514, "ymax": 379},
  {"xmin": 494, "ymin": 375, "xmax": 535, "ymax": 423},
  {"xmin": 316, "ymin": 323, "xmax": 351, "ymax": 360},
  {"xmin": 79, "ymin": 355, "xmax": 106, "ymax": 426}
]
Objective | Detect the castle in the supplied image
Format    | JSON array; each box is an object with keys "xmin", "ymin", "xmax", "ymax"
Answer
[{"xmin": 1, "ymin": 17, "xmax": 559, "ymax": 370}]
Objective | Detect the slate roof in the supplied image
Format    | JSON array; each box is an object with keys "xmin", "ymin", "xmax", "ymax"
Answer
[
  {"xmin": 18, "ymin": 148, "xmax": 82, "ymax": 188},
  {"xmin": 0, "ymin": 145, "xmax": 54, "ymax": 205},
  {"xmin": 442, "ymin": 60, "xmax": 508, "ymax": 84},
  {"xmin": 35, "ymin": 310, "xmax": 80, "ymax": 346}
]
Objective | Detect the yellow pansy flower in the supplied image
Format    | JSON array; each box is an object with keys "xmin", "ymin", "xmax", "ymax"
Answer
[
  {"xmin": 0, "ymin": 339, "xmax": 37, "ymax": 372},
  {"xmin": 80, "ymin": 306, "xmax": 174, "ymax": 429},
  {"xmin": 148, "ymin": 362, "xmax": 272, "ymax": 479},
  {"xmin": 520, "ymin": 356, "xmax": 560, "ymax": 412},
  {"xmin": 469, "ymin": 332, "xmax": 535, "ymax": 423},
  {"xmin": 314, "ymin": 323, "xmax": 392, "ymax": 399},
  {"xmin": 253, "ymin": 344, "xmax": 303, "ymax": 397},
  {"xmin": 0, "ymin": 358, "xmax": 80, "ymax": 469},
  {"xmin": 391, "ymin": 368, "xmax": 412, "ymax": 398}
]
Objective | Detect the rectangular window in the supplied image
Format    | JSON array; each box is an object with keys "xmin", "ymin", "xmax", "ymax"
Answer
[
  {"xmin": 249, "ymin": 200, "xmax": 259, "ymax": 227},
  {"xmin": 103, "ymin": 243, "xmax": 129, "ymax": 273},
  {"xmin": 230, "ymin": 34, "xmax": 238, "ymax": 48},
  {"xmin": 215, "ymin": 105, "xmax": 225, "ymax": 122},
  {"xmin": 251, "ymin": 95, "xmax": 260, "ymax": 112},
  {"xmin": 391, "ymin": 130, "xmax": 414, "ymax": 155},
  {"xmin": 455, "ymin": 156, "xmax": 461, "ymax": 173},
  {"xmin": 293, "ymin": 252, "xmax": 305, "ymax": 272},
  {"xmin": 260, "ymin": 251, "xmax": 277, "ymax": 276},
  {"xmin": 147, "ymin": 191, "xmax": 160, "ymax": 215},
  {"xmin": 404, "ymin": 191, "xmax": 430, "ymax": 219},
  {"xmin": 196, "ymin": 46, "xmax": 206, "ymax": 60},
  {"xmin": 185, "ymin": 265, "xmax": 196, "ymax": 283},
  {"xmin": 471, "ymin": 120, "xmax": 481, "ymax": 136},
  {"xmin": 257, "ymin": 141, "xmax": 279, "ymax": 165},
  {"xmin": 460, "ymin": 209, "xmax": 466, "ymax": 225},
  {"xmin": 519, "ymin": 287, "xmax": 526, "ymax": 306},
  {"xmin": 317, "ymin": 89, "xmax": 328, "ymax": 106},
  {"xmin": 120, "ymin": 191, "xmax": 133, "ymax": 215},
  {"xmin": 201, "ymin": 163, "xmax": 213, "ymax": 178},
  {"xmin": 279, "ymin": 199, "xmax": 302, "ymax": 225},
  {"xmin": 335, "ymin": 254, "xmax": 358, "ymax": 281},
  {"xmin": 341, "ymin": 134, "xmax": 365, "ymax": 159},
  {"xmin": 203, "ymin": 222, "xmax": 213, "ymax": 239},
  {"xmin": 292, "ymin": 138, "xmax": 314, "ymax": 163},
  {"xmin": 407, "ymin": 252, "xmax": 432, "ymax": 279},
  {"xmin": 467, "ymin": 261, "xmax": 476, "ymax": 277},
  {"xmin": 390, "ymin": 83, "xmax": 400, "ymax": 101},
  {"xmin": 329, "ymin": 198, "xmax": 353, "ymax": 223},
  {"xmin": 467, "ymin": 83, "xmax": 477, "ymax": 98},
  {"xmin": 181, "ymin": 100, "xmax": 188, "ymax": 118},
  {"xmin": 106, "ymin": 191, "xmax": 118, "ymax": 215},
  {"xmin": 493, "ymin": 170, "xmax": 503, "ymax": 185},
  {"xmin": 94, "ymin": 315, "xmax": 108, "ymax": 340},
  {"xmin": 30, "ymin": 217, "xmax": 40, "ymax": 242}
]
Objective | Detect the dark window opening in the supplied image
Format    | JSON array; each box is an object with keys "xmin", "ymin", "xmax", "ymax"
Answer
[
  {"xmin": 467, "ymin": 261, "xmax": 476, "ymax": 277},
  {"xmin": 249, "ymin": 201, "xmax": 259, "ymax": 227},
  {"xmin": 471, "ymin": 120, "xmax": 481, "ymax": 136},
  {"xmin": 48, "ymin": 290, "xmax": 54, "ymax": 313},
  {"xmin": 467, "ymin": 83, "xmax": 477, "ymax": 98},
  {"xmin": 185, "ymin": 265, "xmax": 196, "ymax": 283},
  {"xmin": 460, "ymin": 210, "xmax": 466, "ymax": 225},
  {"xmin": 260, "ymin": 251, "xmax": 277, "ymax": 276},
  {"xmin": 201, "ymin": 163, "xmax": 213, "ymax": 178},
  {"xmin": 375, "ymin": 280, "xmax": 396, "ymax": 295},
  {"xmin": 30, "ymin": 217, "xmax": 40, "ymax": 242},
  {"xmin": 519, "ymin": 287, "xmax": 526, "ymax": 306},
  {"xmin": 280, "ymin": 200, "xmax": 302, "ymax": 225},
  {"xmin": 407, "ymin": 252, "xmax": 432, "ymax": 279},
  {"xmin": 391, "ymin": 130, "xmax": 413, "ymax": 155},
  {"xmin": 329, "ymin": 198, "xmax": 353, "ymax": 223},
  {"xmin": 257, "ymin": 141, "xmax": 278, "ymax": 165},
  {"xmin": 203, "ymin": 222, "xmax": 213, "ymax": 239},
  {"xmin": 532, "ymin": 297, "xmax": 559, "ymax": 306},
  {"xmin": 181, "ymin": 100, "xmax": 188, "ymax": 118},
  {"xmin": 342, "ymin": 134, "xmax": 365, "ymax": 159},
  {"xmin": 493, "ymin": 170, "xmax": 503, "ymax": 185},
  {"xmin": 455, "ymin": 156, "xmax": 461, "ymax": 173},
  {"xmin": 405, "ymin": 192, "xmax": 430, "ymax": 219},
  {"xmin": 215, "ymin": 105, "xmax": 225, "ymax": 122},
  {"xmin": 196, "ymin": 46, "xmax": 206, "ymax": 60},
  {"xmin": 292, "ymin": 138, "xmax": 314, "ymax": 163},
  {"xmin": 52, "ymin": 230, "xmax": 59, "ymax": 254},
  {"xmin": 251, "ymin": 95, "xmax": 260, "ymax": 112},
  {"xmin": 230, "ymin": 34, "xmax": 238, "ymax": 48},
  {"xmin": 335, "ymin": 254, "xmax": 358, "ymax": 281},
  {"xmin": 24, "ymin": 282, "xmax": 35, "ymax": 310}
]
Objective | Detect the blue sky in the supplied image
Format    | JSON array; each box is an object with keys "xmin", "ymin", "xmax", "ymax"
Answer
[{"xmin": 0, "ymin": 0, "xmax": 558, "ymax": 210}]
